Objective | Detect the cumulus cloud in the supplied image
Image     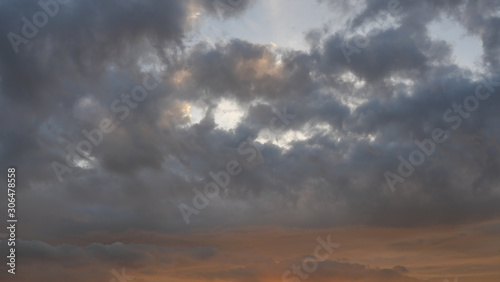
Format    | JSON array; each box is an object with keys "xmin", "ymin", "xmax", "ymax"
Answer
[{"xmin": 2, "ymin": 0, "xmax": 500, "ymax": 281}]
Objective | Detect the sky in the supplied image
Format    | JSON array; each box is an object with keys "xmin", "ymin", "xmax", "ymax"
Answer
[{"xmin": 1, "ymin": 0, "xmax": 500, "ymax": 281}]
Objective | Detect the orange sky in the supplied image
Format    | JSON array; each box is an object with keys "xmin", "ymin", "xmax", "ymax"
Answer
[{"xmin": 5, "ymin": 219, "xmax": 499, "ymax": 282}]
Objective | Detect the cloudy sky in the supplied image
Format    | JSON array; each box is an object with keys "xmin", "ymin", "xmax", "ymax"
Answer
[{"xmin": 1, "ymin": 0, "xmax": 500, "ymax": 281}]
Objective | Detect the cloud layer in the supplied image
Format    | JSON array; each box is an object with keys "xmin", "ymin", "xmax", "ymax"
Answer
[{"xmin": 1, "ymin": 0, "xmax": 500, "ymax": 281}]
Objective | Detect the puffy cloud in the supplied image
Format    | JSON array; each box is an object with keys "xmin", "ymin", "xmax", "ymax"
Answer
[{"xmin": 1, "ymin": 0, "xmax": 500, "ymax": 280}]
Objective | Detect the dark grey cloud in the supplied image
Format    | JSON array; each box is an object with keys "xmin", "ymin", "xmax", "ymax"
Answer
[
  {"xmin": 0, "ymin": 239, "xmax": 219, "ymax": 281},
  {"xmin": 0, "ymin": 239, "xmax": 152, "ymax": 267},
  {"xmin": 195, "ymin": 0, "xmax": 253, "ymax": 19},
  {"xmin": 1, "ymin": 0, "xmax": 500, "ymax": 270},
  {"xmin": 310, "ymin": 260, "xmax": 421, "ymax": 281},
  {"xmin": 281, "ymin": 258, "xmax": 420, "ymax": 282}
]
